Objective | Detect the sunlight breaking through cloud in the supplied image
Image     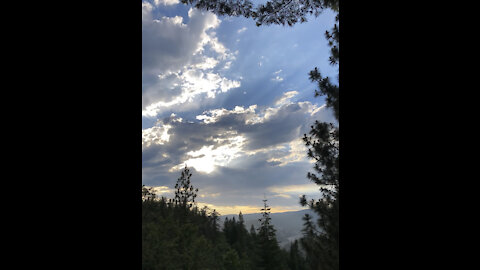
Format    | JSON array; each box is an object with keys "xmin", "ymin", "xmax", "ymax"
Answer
[{"xmin": 171, "ymin": 135, "xmax": 246, "ymax": 174}]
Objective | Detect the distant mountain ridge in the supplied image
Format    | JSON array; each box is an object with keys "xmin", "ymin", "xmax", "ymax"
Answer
[{"xmin": 220, "ymin": 209, "xmax": 319, "ymax": 249}]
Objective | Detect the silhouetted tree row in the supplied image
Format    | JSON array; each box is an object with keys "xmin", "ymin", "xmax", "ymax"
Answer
[{"xmin": 142, "ymin": 166, "xmax": 308, "ymax": 270}]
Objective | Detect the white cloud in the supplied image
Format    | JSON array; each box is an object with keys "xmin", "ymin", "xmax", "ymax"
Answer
[
  {"xmin": 142, "ymin": 123, "xmax": 172, "ymax": 149},
  {"xmin": 223, "ymin": 61, "xmax": 232, "ymax": 69},
  {"xmin": 142, "ymin": 1, "xmax": 154, "ymax": 22},
  {"xmin": 237, "ymin": 27, "xmax": 247, "ymax": 33},
  {"xmin": 143, "ymin": 185, "xmax": 174, "ymax": 198},
  {"xmin": 142, "ymin": 6, "xmax": 241, "ymax": 117},
  {"xmin": 194, "ymin": 57, "xmax": 219, "ymax": 70},
  {"xmin": 271, "ymin": 70, "xmax": 284, "ymax": 81},
  {"xmin": 196, "ymin": 105, "xmax": 258, "ymax": 124},
  {"xmin": 143, "ymin": 70, "xmax": 241, "ymax": 117},
  {"xmin": 274, "ymin": 91, "xmax": 298, "ymax": 106},
  {"xmin": 266, "ymin": 138, "xmax": 310, "ymax": 166},
  {"xmin": 271, "ymin": 76, "xmax": 284, "ymax": 82},
  {"xmin": 154, "ymin": 0, "xmax": 179, "ymax": 6}
]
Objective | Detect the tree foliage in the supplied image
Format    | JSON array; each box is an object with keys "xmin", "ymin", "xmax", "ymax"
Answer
[
  {"xmin": 142, "ymin": 167, "xmax": 300, "ymax": 269},
  {"xmin": 142, "ymin": 185, "xmax": 157, "ymax": 201},
  {"xmin": 172, "ymin": 165, "xmax": 199, "ymax": 209},
  {"xmin": 256, "ymin": 198, "xmax": 286, "ymax": 270},
  {"xmin": 180, "ymin": 0, "xmax": 338, "ymax": 26},
  {"xmin": 288, "ymin": 239, "xmax": 307, "ymax": 270}
]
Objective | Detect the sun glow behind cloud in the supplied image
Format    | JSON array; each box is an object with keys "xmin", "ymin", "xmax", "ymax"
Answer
[
  {"xmin": 143, "ymin": 91, "xmax": 332, "ymax": 175},
  {"xmin": 171, "ymin": 135, "xmax": 246, "ymax": 174}
]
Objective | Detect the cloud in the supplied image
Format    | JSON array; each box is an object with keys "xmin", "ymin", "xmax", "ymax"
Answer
[
  {"xmin": 142, "ymin": 91, "xmax": 336, "ymax": 205},
  {"xmin": 142, "ymin": 123, "xmax": 172, "ymax": 148},
  {"xmin": 271, "ymin": 76, "xmax": 284, "ymax": 82},
  {"xmin": 170, "ymin": 135, "xmax": 246, "ymax": 174},
  {"xmin": 271, "ymin": 70, "xmax": 284, "ymax": 82},
  {"xmin": 268, "ymin": 183, "xmax": 319, "ymax": 196},
  {"xmin": 237, "ymin": 27, "xmax": 247, "ymax": 34},
  {"xmin": 223, "ymin": 61, "xmax": 232, "ymax": 69},
  {"xmin": 274, "ymin": 91, "xmax": 298, "ymax": 106},
  {"xmin": 142, "ymin": 4, "xmax": 240, "ymax": 117},
  {"xmin": 266, "ymin": 138, "xmax": 311, "ymax": 166},
  {"xmin": 154, "ymin": 0, "xmax": 179, "ymax": 6}
]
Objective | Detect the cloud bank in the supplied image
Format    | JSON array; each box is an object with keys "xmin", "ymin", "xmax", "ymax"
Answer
[
  {"xmin": 142, "ymin": 90, "xmax": 336, "ymax": 214},
  {"xmin": 142, "ymin": 2, "xmax": 240, "ymax": 117}
]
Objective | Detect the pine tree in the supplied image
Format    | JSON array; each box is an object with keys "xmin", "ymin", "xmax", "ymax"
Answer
[
  {"xmin": 250, "ymin": 224, "xmax": 257, "ymax": 237},
  {"xmin": 258, "ymin": 199, "xmax": 275, "ymax": 243},
  {"xmin": 287, "ymin": 239, "xmax": 307, "ymax": 270},
  {"xmin": 256, "ymin": 198, "xmax": 284, "ymax": 270},
  {"xmin": 172, "ymin": 165, "xmax": 199, "ymax": 209},
  {"xmin": 300, "ymin": 120, "xmax": 339, "ymax": 270},
  {"xmin": 142, "ymin": 181, "xmax": 229, "ymax": 269},
  {"xmin": 142, "ymin": 185, "xmax": 157, "ymax": 201},
  {"xmin": 299, "ymin": 213, "xmax": 321, "ymax": 269},
  {"xmin": 209, "ymin": 208, "xmax": 220, "ymax": 241},
  {"xmin": 238, "ymin": 211, "xmax": 245, "ymax": 226}
]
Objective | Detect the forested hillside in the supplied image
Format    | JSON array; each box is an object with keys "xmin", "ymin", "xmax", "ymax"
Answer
[
  {"xmin": 220, "ymin": 209, "xmax": 319, "ymax": 249},
  {"xmin": 142, "ymin": 167, "xmax": 309, "ymax": 270}
]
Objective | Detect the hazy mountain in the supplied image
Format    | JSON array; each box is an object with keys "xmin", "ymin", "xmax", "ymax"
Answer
[{"xmin": 220, "ymin": 209, "xmax": 319, "ymax": 249}]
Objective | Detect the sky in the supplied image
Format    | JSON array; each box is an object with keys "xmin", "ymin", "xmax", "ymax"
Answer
[{"xmin": 142, "ymin": 0, "xmax": 338, "ymax": 215}]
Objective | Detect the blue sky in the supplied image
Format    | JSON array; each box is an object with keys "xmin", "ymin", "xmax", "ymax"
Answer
[{"xmin": 142, "ymin": 0, "xmax": 338, "ymax": 214}]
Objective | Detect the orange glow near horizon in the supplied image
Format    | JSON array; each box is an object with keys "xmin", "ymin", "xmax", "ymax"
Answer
[{"xmin": 196, "ymin": 202, "xmax": 305, "ymax": 216}]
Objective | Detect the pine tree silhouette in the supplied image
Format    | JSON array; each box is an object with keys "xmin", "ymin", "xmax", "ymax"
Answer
[
  {"xmin": 256, "ymin": 197, "xmax": 283, "ymax": 270},
  {"xmin": 172, "ymin": 165, "xmax": 198, "ymax": 209}
]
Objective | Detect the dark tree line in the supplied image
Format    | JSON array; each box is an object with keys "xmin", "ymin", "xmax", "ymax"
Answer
[{"xmin": 142, "ymin": 166, "xmax": 308, "ymax": 270}]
